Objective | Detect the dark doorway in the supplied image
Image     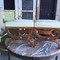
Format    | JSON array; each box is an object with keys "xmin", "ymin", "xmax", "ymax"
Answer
[
  {"xmin": 4, "ymin": 0, "xmax": 15, "ymax": 10},
  {"xmin": 40, "ymin": 0, "xmax": 57, "ymax": 19}
]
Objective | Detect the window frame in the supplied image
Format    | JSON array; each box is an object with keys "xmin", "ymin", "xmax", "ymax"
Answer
[{"xmin": 15, "ymin": 0, "xmax": 36, "ymax": 20}]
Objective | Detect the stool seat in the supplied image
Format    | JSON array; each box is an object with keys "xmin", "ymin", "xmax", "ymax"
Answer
[
  {"xmin": 5, "ymin": 19, "xmax": 34, "ymax": 28},
  {"xmin": 35, "ymin": 20, "xmax": 60, "ymax": 28},
  {"xmin": 5, "ymin": 19, "xmax": 60, "ymax": 28}
]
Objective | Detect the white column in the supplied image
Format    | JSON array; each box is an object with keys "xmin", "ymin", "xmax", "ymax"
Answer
[
  {"xmin": 0, "ymin": 0, "xmax": 5, "ymax": 35},
  {"xmin": 0, "ymin": 0, "xmax": 4, "ymax": 19},
  {"xmin": 15, "ymin": 0, "xmax": 19, "ymax": 20},
  {"xmin": 33, "ymin": 0, "xmax": 36, "ymax": 20},
  {"xmin": 55, "ymin": 0, "xmax": 60, "ymax": 21},
  {"xmin": 15, "ymin": 0, "xmax": 22, "ymax": 20},
  {"xmin": 18, "ymin": 0, "xmax": 22, "ymax": 19},
  {"xmin": 36, "ymin": 0, "xmax": 40, "ymax": 19}
]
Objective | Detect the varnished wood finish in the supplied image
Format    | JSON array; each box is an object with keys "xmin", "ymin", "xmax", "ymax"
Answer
[
  {"xmin": 34, "ymin": 28, "xmax": 60, "ymax": 48},
  {"xmin": 5, "ymin": 26, "xmax": 60, "ymax": 48}
]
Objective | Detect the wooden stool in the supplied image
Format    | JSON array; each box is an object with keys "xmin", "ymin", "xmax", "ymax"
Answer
[{"xmin": 5, "ymin": 19, "xmax": 60, "ymax": 48}]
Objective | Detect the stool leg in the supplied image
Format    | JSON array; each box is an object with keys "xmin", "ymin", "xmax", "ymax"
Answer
[
  {"xmin": 55, "ymin": 56, "xmax": 58, "ymax": 60},
  {"xmin": 23, "ymin": 58, "xmax": 33, "ymax": 60},
  {"xmin": 8, "ymin": 51, "xmax": 10, "ymax": 60}
]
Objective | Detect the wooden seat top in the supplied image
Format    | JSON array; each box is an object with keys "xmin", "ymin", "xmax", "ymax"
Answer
[
  {"xmin": 35, "ymin": 20, "xmax": 60, "ymax": 28},
  {"xmin": 5, "ymin": 19, "xmax": 60, "ymax": 28},
  {"xmin": 5, "ymin": 19, "xmax": 34, "ymax": 28}
]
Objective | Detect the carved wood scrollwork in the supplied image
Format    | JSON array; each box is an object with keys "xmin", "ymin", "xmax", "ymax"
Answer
[{"xmin": 6, "ymin": 27, "xmax": 60, "ymax": 48}]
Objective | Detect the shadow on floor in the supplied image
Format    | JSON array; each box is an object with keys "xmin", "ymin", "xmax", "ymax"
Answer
[{"xmin": 0, "ymin": 51, "xmax": 22, "ymax": 60}]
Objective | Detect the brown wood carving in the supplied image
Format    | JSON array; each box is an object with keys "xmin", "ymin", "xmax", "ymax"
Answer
[
  {"xmin": 34, "ymin": 28, "xmax": 60, "ymax": 48},
  {"xmin": 6, "ymin": 27, "xmax": 60, "ymax": 48}
]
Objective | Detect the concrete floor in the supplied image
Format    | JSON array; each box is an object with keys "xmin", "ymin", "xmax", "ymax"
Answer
[
  {"xmin": 0, "ymin": 51, "xmax": 21, "ymax": 60},
  {"xmin": 0, "ymin": 51, "xmax": 59, "ymax": 60}
]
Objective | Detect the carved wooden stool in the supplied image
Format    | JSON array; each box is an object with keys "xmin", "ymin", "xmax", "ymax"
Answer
[
  {"xmin": 5, "ymin": 20, "xmax": 34, "ymax": 46},
  {"xmin": 5, "ymin": 20, "xmax": 60, "ymax": 48}
]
